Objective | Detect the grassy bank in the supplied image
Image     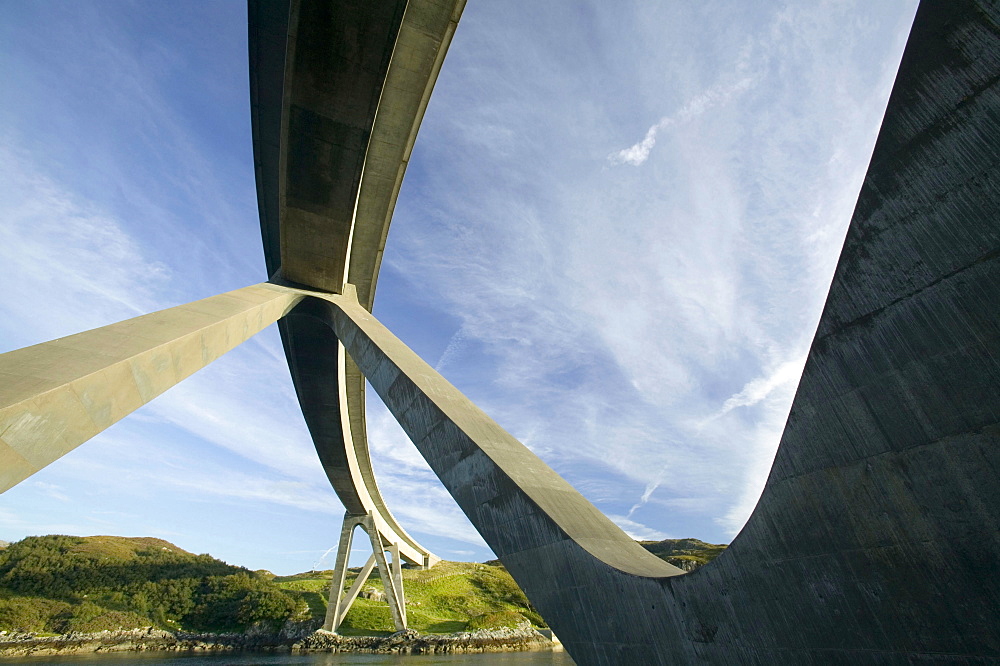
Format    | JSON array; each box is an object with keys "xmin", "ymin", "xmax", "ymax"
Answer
[
  {"xmin": 274, "ymin": 560, "xmax": 544, "ymax": 635},
  {"xmin": 0, "ymin": 535, "xmax": 726, "ymax": 637}
]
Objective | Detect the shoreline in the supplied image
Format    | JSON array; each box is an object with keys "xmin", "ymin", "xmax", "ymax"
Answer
[{"xmin": 0, "ymin": 625, "xmax": 557, "ymax": 658}]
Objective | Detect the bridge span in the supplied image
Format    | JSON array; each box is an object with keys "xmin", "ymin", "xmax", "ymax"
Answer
[{"xmin": 1, "ymin": 0, "xmax": 998, "ymax": 663}]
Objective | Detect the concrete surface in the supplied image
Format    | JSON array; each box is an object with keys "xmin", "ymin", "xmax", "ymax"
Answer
[
  {"xmin": 324, "ymin": 511, "xmax": 409, "ymax": 633},
  {"xmin": 265, "ymin": 2, "xmax": 1000, "ymax": 662},
  {"xmin": 248, "ymin": 0, "xmax": 465, "ymax": 570},
  {"xmin": 0, "ymin": 283, "xmax": 303, "ymax": 492}
]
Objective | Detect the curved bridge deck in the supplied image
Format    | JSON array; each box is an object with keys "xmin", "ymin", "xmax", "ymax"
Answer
[{"xmin": 0, "ymin": 0, "xmax": 997, "ymax": 663}]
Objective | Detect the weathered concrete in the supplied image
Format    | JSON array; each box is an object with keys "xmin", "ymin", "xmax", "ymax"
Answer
[
  {"xmin": 252, "ymin": 0, "xmax": 465, "ymax": 303},
  {"xmin": 0, "ymin": 284, "xmax": 303, "ymax": 492}
]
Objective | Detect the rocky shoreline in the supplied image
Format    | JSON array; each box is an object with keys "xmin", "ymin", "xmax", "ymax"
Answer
[
  {"xmin": 0, "ymin": 623, "xmax": 556, "ymax": 658},
  {"xmin": 0, "ymin": 627, "xmax": 287, "ymax": 658},
  {"xmin": 294, "ymin": 625, "xmax": 553, "ymax": 654}
]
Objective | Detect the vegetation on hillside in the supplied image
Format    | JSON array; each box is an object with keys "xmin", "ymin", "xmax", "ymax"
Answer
[
  {"xmin": 0, "ymin": 536, "xmax": 543, "ymax": 637},
  {"xmin": 0, "ymin": 535, "xmax": 727, "ymax": 637},
  {"xmin": 273, "ymin": 559, "xmax": 544, "ymax": 636},
  {"xmin": 0, "ymin": 536, "xmax": 301, "ymax": 634},
  {"xmin": 638, "ymin": 538, "xmax": 727, "ymax": 569}
]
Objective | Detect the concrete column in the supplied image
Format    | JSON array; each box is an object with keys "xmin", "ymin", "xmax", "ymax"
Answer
[
  {"xmin": 323, "ymin": 510, "xmax": 409, "ymax": 633},
  {"xmin": 368, "ymin": 528, "xmax": 407, "ymax": 631},
  {"xmin": 324, "ymin": 512, "xmax": 363, "ymax": 632},
  {"xmin": 0, "ymin": 283, "xmax": 303, "ymax": 492},
  {"xmin": 333, "ymin": 552, "xmax": 376, "ymax": 630},
  {"xmin": 309, "ymin": 288, "xmax": 680, "ymax": 579}
]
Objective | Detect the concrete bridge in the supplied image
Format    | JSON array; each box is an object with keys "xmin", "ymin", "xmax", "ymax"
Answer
[{"xmin": 1, "ymin": 0, "xmax": 998, "ymax": 663}]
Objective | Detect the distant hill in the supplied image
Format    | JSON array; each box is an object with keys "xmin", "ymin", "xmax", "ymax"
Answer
[
  {"xmin": 638, "ymin": 538, "xmax": 727, "ymax": 571},
  {"xmin": 0, "ymin": 535, "xmax": 298, "ymax": 634},
  {"xmin": 0, "ymin": 535, "xmax": 727, "ymax": 636},
  {"xmin": 0, "ymin": 536, "xmax": 542, "ymax": 636},
  {"xmin": 274, "ymin": 559, "xmax": 544, "ymax": 636}
]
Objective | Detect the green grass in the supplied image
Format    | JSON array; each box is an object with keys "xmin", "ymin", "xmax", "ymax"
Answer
[
  {"xmin": 467, "ymin": 610, "xmax": 529, "ymax": 631},
  {"xmin": 272, "ymin": 560, "xmax": 544, "ymax": 636},
  {"xmin": 637, "ymin": 538, "xmax": 728, "ymax": 568},
  {"xmin": 0, "ymin": 535, "xmax": 727, "ymax": 638}
]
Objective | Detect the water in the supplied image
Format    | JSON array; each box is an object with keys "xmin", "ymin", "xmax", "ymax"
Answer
[{"xmin": 0, "ymin": 651, "xmax": 575, "ymax": 665}]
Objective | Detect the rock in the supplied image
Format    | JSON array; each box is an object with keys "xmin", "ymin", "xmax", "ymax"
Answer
[
  {"xmin": 360, "ymin": 587, "xmax": 386, "ymax": 602},
  {"xmin": 0, "ymin": 623, "xmax": 553, "ymax": 658}
]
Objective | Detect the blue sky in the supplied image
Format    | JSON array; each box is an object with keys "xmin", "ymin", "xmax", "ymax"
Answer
[{"xmin": 0, "ymin": 0, "xmax": 917, "ymax": 574}]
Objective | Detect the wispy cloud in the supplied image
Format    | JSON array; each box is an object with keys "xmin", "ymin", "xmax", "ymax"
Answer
[
  {"xmin": 386, "ymin": 0, "xmax": 916, "ymax": 546},
  {"xmin": 608, "ymin": 76, "xmax": 756, "ymax": 166},
  {"xmin": 435, "ymin": 326, "xmax": 469, "ymax": 372},
  {"xmin": 0, "ymin": 146, "xmax": 171, "ymax": 343},
  {"xmin": 0, "ymin": 0, "xmax": 918, "ymax": 575},
  {"xmin": 0, "ymin": 507, "xmax": 109, "ymax": 538},
  {"xmin": 627, "ymin": 480, "xmax": 662, "ymax": 519},
  {"xmin": 32, "ymin": 482, "xmax": 70, "ymax": 503},
  {"xmin": 714, "ymin": 355, "xmax": 807, "ymax": 419},
  {"xmin": 607, "ymin": 515, "xmax": 670, "ymax": 542},
  {"xmin": 148, "ymin": 347, "xmax": 321, "ymax": 481}
]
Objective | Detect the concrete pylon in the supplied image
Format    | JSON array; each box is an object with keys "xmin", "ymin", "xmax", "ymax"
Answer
[
  {"xmin": 323, "ymin": 511, "xmax": 408, "ymax": 633},
  {"xmin": 0, "ymin": 284, "xmax": 431, "ymax": 634},
  {"xmin": 0, "ymin": 283, "xmax": 303, "ymax": 492}
]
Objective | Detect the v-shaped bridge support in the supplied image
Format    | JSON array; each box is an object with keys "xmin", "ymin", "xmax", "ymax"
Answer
[{"xmin": 324, "ymin": 511, "xmax": 408, "ymax": 633}]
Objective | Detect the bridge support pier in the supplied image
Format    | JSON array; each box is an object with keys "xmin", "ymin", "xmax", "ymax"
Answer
[{"xmin": 324, "ymin": 511, "xmax": 408, "ymax": 633}]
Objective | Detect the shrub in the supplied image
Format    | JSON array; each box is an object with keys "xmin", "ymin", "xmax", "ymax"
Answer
[{"xmin": 466, "ymin": 610, "xmax": 529, "ymax": 631}]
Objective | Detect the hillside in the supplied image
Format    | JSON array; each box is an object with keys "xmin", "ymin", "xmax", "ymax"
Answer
[
  {"xmin": 0, "ymin": 535, "xmax": 300, "ymax": 634},
  {"xmin": 0, "ymin": 536, "xmax": 542, "ymax": 636},
  {"xmin": 638, "ymin": 538, "xmax": 727, "ymax": 570},
  {"xmin": 274, "ymin": 560, "xmax": 544, "ymax": 636},
  {"xmin": 0, "ymin": 535, "xmax": 726, "ymax": 637}
]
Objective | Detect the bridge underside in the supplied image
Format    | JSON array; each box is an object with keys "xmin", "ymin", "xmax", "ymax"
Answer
[
  {"xmin": 248, "ymin": 0, "xmax": 466, "ymax": 576},
  {"xmin": 0, "ymin": 0, "xmax": 998, "ymax": 663},
  {"xmin": 249, "ymin": 0, "xmax": 1000, "ymax": 660}
]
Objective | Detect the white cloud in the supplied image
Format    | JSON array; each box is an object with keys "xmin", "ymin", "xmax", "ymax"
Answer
[
  {"xmin": 717, "ymin": 355, "xmax": 807, "ymax": 417},
  {"xmin": 435, "ymin": 326, "xmax": 469, "ymax": 372},
  {"xmin": 627, "ymin": 480, "xmax": 661, "ymax": 519},
  {"xmin": 607, "ymin": 515, "xmax": 670, "ymax": 542},
  {"xmin": 0, "ymin": 146, "xmax": 171, "ymax": 342},
  {"xmin": 32, "ymin": 482, "xmax": 70, "ymax": 503},
  {"xmin": 162, "ymin": 470, "xmax": 339, "ymax": 516},
  {"xmin": 713, "ymin": 373, "xmax": 801, "ymax": 535},
  {"xmin": 609, "ymin": 76, "xmax": 756, "ymax": 166},
  {"xmin": 0, "ymin": 507, "xmax": 109, "ymax": 538},
  {"xmin": 148, "ymin": 345, "xmax": 321, "ymax": 481}
]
